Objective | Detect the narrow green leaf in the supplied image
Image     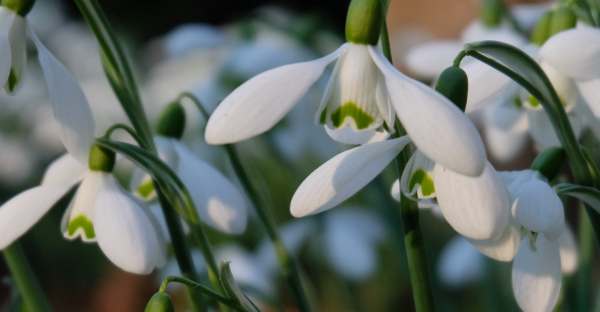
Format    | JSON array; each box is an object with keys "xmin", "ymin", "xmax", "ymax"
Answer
[
  {"xmin": 555, "ymin": 183, "xmax": 600, "ymax": 215},
  {"xmin": 219, "ymin": 262, "xmax": 260, "ymax": 312}
]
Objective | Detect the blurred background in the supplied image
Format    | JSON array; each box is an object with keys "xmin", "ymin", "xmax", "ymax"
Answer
[{"xmin": 0, "ymin": 0, "xmax": 592, "ymax": 311}]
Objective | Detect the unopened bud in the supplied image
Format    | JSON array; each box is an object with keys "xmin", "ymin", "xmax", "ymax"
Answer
[
  {"xmin": 156, "ymin": 101, "xmax": 186, "ymax": 139},
  {"xmin": 435, "ymin": 66, "xmax": 469, "ymax": 112},
  {"xmin": 88, "ymin": 144, "xmax": 116, "ymax": 173},
  {"xmin": 144, "ymin": 292, "xmax": 174, "ymax": 312}
]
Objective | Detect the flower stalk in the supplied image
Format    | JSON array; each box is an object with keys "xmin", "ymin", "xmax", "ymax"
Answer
[
  {"xmin": 380, "ymin": 1, "xmax": 434, "ymax": 310},
  {"xmin": 3, "ymin": 242, "xmax": 51, "ymax": 312}
]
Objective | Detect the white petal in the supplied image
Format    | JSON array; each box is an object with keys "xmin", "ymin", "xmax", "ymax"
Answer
[
  {"xmin": 324, "ymin": 123, "xmax": 389, "ymax": 145},
  {"xmin": 61, "ymin": 171, "xmax": 105, "ymax": 242},
  {"xmin": 6, "ymin": 14, "xmax": 26, "ymax": 93},
  {"xmin": 205, "ymin": 44, "xmax": 346, "ymax": 144},
  {"xmin": 433, "ymin": 162, "xmax": 510, "ymax": 240},
  {"xmin": 0, "ymin": 8, "xmax": 15, "ymax": 89},
  {"xmin": 540, "ymin": 27, "xmax": 600, "ymax": 80},
  {"xmin": 438, "ymin": 236, "xmax": 485, "ymax": 287},
  {"xmin": 290, "ymin": 137, "xmax": 410, "ymax": 217},
  {"xmin": 469, "ymin": 223, "xmax": 521, "ymax": 262},
  {"xmin": 369, "ymin": 46, "xmax": 486, "ymax": 176},
  {"xmin": 512, "ymin": 236, "xmax": 561, "ymax": 312},
  {"xmin": 483, "ymin": 102, "xmax": 529, "ymax": 163},
  {"xmin": 499, "ymin": 169, "xmax": 543, "ymax": 201},
  {"xmin": 405, "ymin": 40, "xmax": 463, "ymax": 79},
  {"xmin": 173, "ymin": 142, "xmax": 248, "ymax": 234},
  {"xmin": 512, "ymin": 179, "xmax": 565, "ymax": 240},
  {"xmin": 558, "ymin": 227, "xmax": 578, "ymax": 275},
  {"xmin": 463, "ymin": 60, "xmax": 514, "ymax": 112},
  {"xmin": 0, "ymin": 185, "xmax": 70, "ymax": 249},
  {"xmin": 577, "ymin": 78, "xmax": 600, "ymax": 118},
  {"xmin": 399, "ymin": 151, "xmax": 435, "ymax": 200},
  {"xmin": 41, "ymin": 153, "xmax": 85, "ymax": 187},
  {"xmin": 30, "ymin": 30, "xmax": 95, "ymax": 164},
  {"xmin": 94, "ymin": 176, "xmax": 164, "ymax": 274}
]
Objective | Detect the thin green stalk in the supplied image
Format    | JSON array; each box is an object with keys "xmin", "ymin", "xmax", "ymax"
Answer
[
  {"xmin": 185, "ymin": 94, "xmax": 310, "ymax": 311},
  {"xmin": 380, "ymin": 1, "xmax": 434, "ymax": 310},
  {"xmin": 577, "ymin": 207, "xmax": 594, "ymax": 312},
  {"xmin": 3, "ymin": 243, "xmax": 51, "ymax": 312},
  {"xmin": 74, "ymin": 2, "xmax": 223, "ymax": 310},
  {"xmin": 160, "ymin": 276, "xmax": 239, "ymax": 309}
]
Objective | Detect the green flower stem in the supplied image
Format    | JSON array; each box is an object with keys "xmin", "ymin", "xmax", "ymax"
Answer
[
  {"xmin": 380, "ymin": 1, "xmax": 435, "ymax": 310},
  {"xmin": 75, "ymin": 2, "xmax": 224, "ymax": 310},
  {"xmin": 3, "ymin": 243, "xmax": 51, "ymax": 312},
  {"xmin": 160, "ymin": 276, "xmax": 239, "ymax": 309},
  {"xmin": 184, "ymin": 94, "xmax": 310, "ymax": 311},
  {"xmin": 577, "ymin": 207, "xmax": 594, "ymax": 312}
]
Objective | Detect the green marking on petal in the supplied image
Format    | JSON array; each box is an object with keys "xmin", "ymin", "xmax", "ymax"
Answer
[
  {"xmin": 6, "ymin": 68, "xmax": 18, "ymax": 93},
  {"xmin": 409, "ymin": 169, "xmax": 435, "ymax": 197},
  {"xmin": 330, "ymin": 101, "xmax": 374, "ymax": 129},
  {"xmin": 67, "ymin": 214, "xmax": 95, "ymax": 240},
  {"xmin": 319, "ymin": 107, "xmax": 327, "ymax": 124},
  {"xmin": 512, "ymin": 96, "xmax": 522, "ymax": 109},
  {"xmin": 137, "ymin": 178, "xmax": 155, "ymax": 199}
]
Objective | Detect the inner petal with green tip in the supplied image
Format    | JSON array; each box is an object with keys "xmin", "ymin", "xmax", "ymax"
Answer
[
  {"xmin": 66, "ymin": 214, "xmax": 96, "ymax": 241},
  {"xmin": 330, "ymin": 101, "xmax": 376, "ymax": 129},
  {"xmin": 409, "ymin": 169, "xmax": 436, "ymax": 198}
]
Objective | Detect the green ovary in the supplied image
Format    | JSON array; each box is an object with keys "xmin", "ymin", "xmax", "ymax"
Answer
[
  {"xmin": 409, "ymin": 169, "xmax": 435, "ymax": 197},
  {"xmin": 67, "ymin": 215, "xmax": 95, "ymax": 240},
  {"xmin": 330, "ymin": 101, "xmax": 375, "ymax": 129}
]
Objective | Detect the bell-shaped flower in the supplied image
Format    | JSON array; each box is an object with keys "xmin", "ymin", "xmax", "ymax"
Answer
[
  {"xmin": 130, "ymin": 136, "xmax": 248, "ymax": 235},
  {"xmin": 205, "ymin": 41, "xmax": 486, "ymax": 176}
]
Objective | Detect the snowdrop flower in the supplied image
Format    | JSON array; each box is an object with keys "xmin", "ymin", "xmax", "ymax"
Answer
[
  {"xmin": 205, "ymin": 0, "xmax": 485, "ymax": 175},
  {"xmin": 0, "ymin": 24, "xmax": 165, "ymax": 273},
  {"xmin": 131, "ymin": 101, "xmax": 248, "ymax": 234}
]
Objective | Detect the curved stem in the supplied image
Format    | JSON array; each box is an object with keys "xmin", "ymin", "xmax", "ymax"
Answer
[
  {"xmin": 380, "ymin": 1, "xmax": 435, "ymax": 310},
  {"xmin": 3, "ymin": 243, "xmax": 51, "ymax": 312},
  {"xmin": 103, "ymin": 123, "xmax": 144, "ymax": 145},
  {"xmin": 160, "ymin": 276, "xmax": 238, "ymax": 308}
]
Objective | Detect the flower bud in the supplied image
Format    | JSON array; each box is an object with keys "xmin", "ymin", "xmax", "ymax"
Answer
[
  {"xmin": 1, "ymin": 0, "xmax": 35, "ymax": 16},
  {"xmin": 345, "ymin": 0, "xmax": 382, "ymax": 45},
  {"xmin": 88, "ymin": 144, "xmax": 116, "ymax": 172},
  {"xmin": 530, "ymin": 11, "xmax": 553, "ymax": 46},
  {"xmin": 530, "ymin": 147, "xmax": 565, "ymax": 180},
  {"xmin": 480, "ymin": 0, "xmax": 504, "ymax": 27},
  {"xmin": 156, "ymin": 101, "xmax": 186, "ymax": 139},
  {"xmin": 144, "ymin": 292, "xmax": 174, "ymax": 312},
  {"xmin": 435, "ymin": 66, "xmax": 469, "ymax": 112}
]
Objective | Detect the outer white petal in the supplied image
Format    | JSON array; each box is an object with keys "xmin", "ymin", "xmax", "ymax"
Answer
[
  {"xmin": 290, "ymin": 137, "xmax": 410, "ymax": 217},
  {"xmin": 369, "ymin": 46, "xmax": 486, "ymax": 176},
  {"xmin": 469, "ymin": 223, "xmax": 521, "ymax": 262},
  {"xmin": 405, "ymin": 40, "xmax": 462, "ymax": 79},
  {"xmin": 512, "ymin": 236, "xmax": 561, "ymax": 312},
  {"xmin": 0, "ymin": 8, "xmax": 15, "ymax": 89},
  {"xmin": 94, "ymin": 176, "xmax": 164, "ymax": 274},
  {"xmin": 558, "ymin": 227, "xmax": 578, "ymax": 275},
  {"xmin": 0, "ymin": 185, "xmax": 70, "ymax": 249},
  {"xmin": 577, "ymin": 78, "xmax": 600, "ymax": 118},
  {"xmin": 512, "ymin": 179, "xmax": 565, "ymax": 240},
  {"xmin": 540, "ymin": 27, "xmax": 600, "ymax": 80},
  {"xmin": 438, "ymin": 236, "xmax": 485, "ymax": 287},
  {"xmin": 41, "ymin": 153, "xmax": 85, "ymax": 187},
  {"xmin": 463, "ymin": 60, "xmax": 514, "ymax": 112},
  {"xmin": 30, "ymin": 30, "xmax": 95, "ymax": 164},
  {"xmin": 173, "ymin": 142, "xmax": 248, "ymax": 234},
  {"xmin": 205, "ymin": 44, "xmax": 347, "ymax": 144},
  {"xmin": 433, "ymin": 162, "xmax": 510, "ymax": 240}
]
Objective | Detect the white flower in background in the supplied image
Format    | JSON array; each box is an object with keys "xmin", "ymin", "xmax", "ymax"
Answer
[
  {"xmin": 0, "ymin": 31, "xmax": 165, "ymax": 274},
  {"xmin": 160, "ymin": 23, "xmax": 227, "ymax": 58},
  {"xmin": 130, "ymin": 136, "xmax": 248, "ymax": 235},
  {"xmin": 437, "ymin": 236, "xmax": 485, "ymax": 287}
]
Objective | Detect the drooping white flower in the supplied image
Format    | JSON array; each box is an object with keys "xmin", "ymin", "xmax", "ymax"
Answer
[
  {"xmin": 0, "ymin": 28, "xmax": 165, "ymax": 273},
  {"xmin": 206, "ymin": 41, "xmax": 486, "ymax": 177},
  {"xmin": 130, "ymin": 136, "xmax": 248, "ymax": 235}
]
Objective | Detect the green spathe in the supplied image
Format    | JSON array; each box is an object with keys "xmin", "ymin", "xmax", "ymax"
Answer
[
  {"xmin": 345, "ymin": 0, "xmax": 382, "ymax": 45},
  {"xmin": 67, "ymin": 214, "xmax": 96, "ymax": 240},
  {"xmin": 156, "ymin": 101, "xmax": 186, "ymax": 139},
  {"xmin": 330, "ymin": 101, "xmax": 375, "ymax": 129},
  {"xmin": 89, "ymin": 144, "xmax": 116, "ymax": 172},
  {"xmin": 2, "ymin": 0, "xmax": 34, "ymax": 16},
  {"xmin": 435, "ymin": 66, "xmax": 468, "ymax": 112},
  {"xmin": 144, "ymin": 292, "xmax": 174, "ymax": 312}
]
